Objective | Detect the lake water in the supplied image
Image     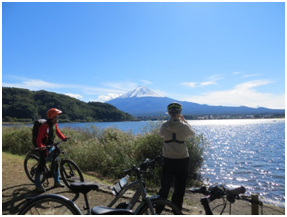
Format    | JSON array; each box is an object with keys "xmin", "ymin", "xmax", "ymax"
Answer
[
  {"xmin": 189, "ymin": 119, "xmax": 285, "ymax": 208},
  {"xmin": 5, "ymin": 119, "xmax": 285, "ymax": 207}
]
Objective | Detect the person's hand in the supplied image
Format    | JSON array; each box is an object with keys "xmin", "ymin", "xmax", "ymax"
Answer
[
  {"xmin": 39, "ymin": 146, "xmax": 46, "ymax": 151},
  {"xmin": 180, "ymin": 114, "xmax": 189, "ymax": 124},
  {"xmin": 179, "ymin": 114, "xmax": 186, "ymax": 121},
  {"xmin": 63, "ymin": 137, "xmax": 71, "ymax": 142}
]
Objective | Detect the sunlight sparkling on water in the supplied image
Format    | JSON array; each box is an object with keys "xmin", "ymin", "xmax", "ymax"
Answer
[
  {"xmin": 189, "ymin": 119, "xmax": 285, "ymax": 208},
  {"xmin": 189, "ymin": 118, "xmax": 283, "ymax": 126}
]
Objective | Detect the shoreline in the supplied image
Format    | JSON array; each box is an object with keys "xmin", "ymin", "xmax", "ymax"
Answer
[{"xmin": 2, "ymin": 117, "xmax": 285, "ymax": 125}]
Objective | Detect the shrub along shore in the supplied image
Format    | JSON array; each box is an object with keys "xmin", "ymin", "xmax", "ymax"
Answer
[{"xmin": 2, "ymin": 122, "xmax": 206, "ymax": 187}]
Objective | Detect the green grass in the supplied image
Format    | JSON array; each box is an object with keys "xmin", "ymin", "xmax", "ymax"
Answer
[{"xmin": 2, "ymin": 122, "xmax": 207, "ymax": 187}]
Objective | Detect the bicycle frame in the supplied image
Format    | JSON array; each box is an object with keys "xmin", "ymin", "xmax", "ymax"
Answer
[
  {"xmin": 108, "ymin": 179, "xmax": 155, "ymax": 213},
  {"xmin": 47, "ymin": 142, "xmax": 70, "ymax": 169},
  {"xmin": 34, "ymin": 143, "xmax": 69, "ymax": 187}
]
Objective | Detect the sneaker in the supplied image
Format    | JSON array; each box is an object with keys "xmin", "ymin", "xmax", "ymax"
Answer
[
  {"xmin": 35, "ymin": 186, "xmax": 45, "ymax": 192},
  {"xmin": 54, "ymin": 182, "xmax": 65, "ymax": 188}
]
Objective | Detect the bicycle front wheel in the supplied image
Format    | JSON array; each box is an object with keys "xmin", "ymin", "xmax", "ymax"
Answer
[
  {"xmin": 136, "ymin": 197, "xmax": 183, "ymax": 215},
  {"xmin": 60, "ymin": 159, "xmax": 84, "ymax": 190},
  {"xmin": 24, "ymin": 154, "xmax": 45, "ymax": 184},
  {"xmin": 18, "ymin": 194, "xmax": 82, "ymax": 215}
]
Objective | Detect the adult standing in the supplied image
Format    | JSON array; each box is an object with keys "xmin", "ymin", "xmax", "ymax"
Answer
[{"xmin": 158, "ymin": 102, "xmax": 195, "ymax": 211}]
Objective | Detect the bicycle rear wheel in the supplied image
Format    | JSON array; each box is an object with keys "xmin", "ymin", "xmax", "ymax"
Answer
[
  {"xmin": 136, "ymin": 197, "xmax": 183, "ymax": 215},
  {"xmin": 60, "ymin": 159, "xmax": 84, "ymax": 190},
  {"xmin": 24, "ymin": 154, "xmax": 45, "ymax": 184},
  {"xmin": 18, "ymin": 194, "xmax": 82, "ymax": 215}
]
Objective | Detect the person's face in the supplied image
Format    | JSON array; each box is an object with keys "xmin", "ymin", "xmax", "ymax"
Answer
[
  {"xmin": 52, "ymin": 115, "xmax": 60, "ymax": 124},
  {"xmin": 168, "ymin": 110, "xmax": 181, "ymax": 120}
]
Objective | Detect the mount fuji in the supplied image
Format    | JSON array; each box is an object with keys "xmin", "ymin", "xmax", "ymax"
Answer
[
  {"xmin": 107, "ymin": 87, "xmax": 173, "ymax": 116},
  {"xmin": 107, "ymin": 86, "xmax": 284, "ymax": 117},
  {"xmin": 117, "ymin": 86, "xmax": 164, "ymax": 98}
]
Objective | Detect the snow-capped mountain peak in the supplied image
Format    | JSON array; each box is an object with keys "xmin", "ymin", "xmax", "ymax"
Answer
[{"xmin": 118, "ymin": 86, "xmax": 164, "ymax": 98}]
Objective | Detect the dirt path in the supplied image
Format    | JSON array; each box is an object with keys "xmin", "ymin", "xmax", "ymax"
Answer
[{"xmin": 2, "ymin": 152, "xmax": 285, "ymax": 215}]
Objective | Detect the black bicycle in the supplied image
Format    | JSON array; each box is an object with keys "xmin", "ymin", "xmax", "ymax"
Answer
[
  {"xmin": 24, "ymin": 140, "xmax": 84, "ymax": 190},
  {"xmin": 19, "ymin": 156, "xmax": 183, "ymax": 215},
  {"xmin": 189, "ymin": 184, "xmax": 262, "ymax": 215}
]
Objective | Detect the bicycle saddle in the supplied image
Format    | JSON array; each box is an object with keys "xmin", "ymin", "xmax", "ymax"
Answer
[
  {"xmin": 70, "ymin": 182, "xmax": 99, "ymax": 194},
  {"xmin": 91, "ymin": 206, "xmax": 134, "ymax": 215}
]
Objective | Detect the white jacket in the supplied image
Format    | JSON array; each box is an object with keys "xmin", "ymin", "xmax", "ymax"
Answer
[{"xmin": 159, "ymin": 119, "xmax": 195, "ymax": 159}]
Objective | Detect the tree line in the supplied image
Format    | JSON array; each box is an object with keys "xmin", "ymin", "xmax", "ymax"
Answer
[{"xmin": 2, "ymin": 87, "xmax": 134, "ymax": 122}]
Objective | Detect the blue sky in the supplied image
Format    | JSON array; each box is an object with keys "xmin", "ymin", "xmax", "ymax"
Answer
[{"xmin": 2, "ymin": 2, "xmax": 285, "ymax": 109}]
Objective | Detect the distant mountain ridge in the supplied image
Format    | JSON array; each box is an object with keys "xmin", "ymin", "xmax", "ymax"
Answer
[{"xmin": 107, "ymin": 87, "xmax": 285, "ymax": 117}]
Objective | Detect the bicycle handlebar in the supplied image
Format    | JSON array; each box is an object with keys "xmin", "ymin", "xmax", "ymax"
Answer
[
  {"xmin": 189, "ymin": 184, "xmax": 247, "ymax": 215},
  {"xmin": 123, "ymin": 155, "xmax": 162, "ymax": 175},
  {"xmin": 33, "ymin": 140, "xmax": 65, "ymax": 151},
  {"xmin": 189, "ymin": 185, "xmax": 246, "ymax": 201},
  {"xmin": 46, "ymin": 141, "xmax": 64, "ymax": 149},
  {"xmin": 227, "ymin": 186, "xmax": 246, "ymax": 196}
]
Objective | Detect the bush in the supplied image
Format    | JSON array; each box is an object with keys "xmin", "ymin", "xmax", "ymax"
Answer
[
  {"xmin": 2, "ymin": 125, "xmax": 33, "ymax": 155},
  {"xmin": 2, "ymin": 122, "xmax": 206, "ymax": 187}
]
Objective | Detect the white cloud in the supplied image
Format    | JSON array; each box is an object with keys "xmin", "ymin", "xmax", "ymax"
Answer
[
  {"xmin": 179, "ymin": 80, "xmax": 285, "ymax": 109},
  {"xmin": 91, "ymin": 93, "xmax": 122, "ymax": 102},
  {"xmin": 232, "ymin": 72, "xmax": 261, "ymax": 79},
  {"xmin": 200, "ymin": 81, "xmax": 217, "ymax": 86},
  {"xmin": 181, "ymin": 82, "xmax": 197, "ymax": 88},
  {"xmin": 2, "ymin": 79, "xmax": 64, "ymax": 90},
  {"xmin": 140, "ymin": 80, "xmax": 153, "ymax": 86},
  {"xmin": 208, "ymin": 74, "xmax": 223, "ymax": 80},
  {"xmin": 2, "ymin": 78, "xmax": 86, "ymax": 91},
  {"xmin": 2, "ymin": 77, "xmax": 135, "ymax": 96},
  {"xmin": 235, "ymin": 79, "xmax": 272, "ymax": 90},
  {"xmin": 181, "ymin": 75, "xmax": 223, "ymax": 88},
  {"xmin": 155, "ymin": 89, "xmax": 167, "ymax": 97},
  {"xmin": 201, "ymin": 74, "xmax": 223, "ymax": 86},
  {"xmin": 65, "ymin": 93, "xmax": 83, "ymax": 99},
  {"xmin": 103, "ymin": 81, "xmax": 137, "ymax": 91},
  {"xmin": 242, "ymin": 74, "xmax": 261, "ymax": 78}
]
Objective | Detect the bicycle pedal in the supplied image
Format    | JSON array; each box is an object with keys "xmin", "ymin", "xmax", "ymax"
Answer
[{"xmin": 43, "ymin": 181, "xmax": 49, "ymax": 188}]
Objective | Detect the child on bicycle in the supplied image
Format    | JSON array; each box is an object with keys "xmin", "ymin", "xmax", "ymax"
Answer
[
  {"xmin": 158, "ymin": 102, "xmax": 195, "ymax": 211},
  {"xmin": 35, "ymin": 108, "xmax": 70, "ymax": 192}
]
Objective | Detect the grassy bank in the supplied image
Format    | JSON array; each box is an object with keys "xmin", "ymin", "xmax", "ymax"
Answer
[
  {"xmin": 2, "ymin": 122, "xmax": 207, "ymax": 187},
  {"xmin": 2, "ymin": 152, "xmax": 285, "ymax": 215}
]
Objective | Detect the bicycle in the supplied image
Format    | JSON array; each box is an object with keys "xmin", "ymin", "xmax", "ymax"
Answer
[
  {"xmin": 188, "ymin": 184, "xmax": 263, "ymax": 215},
  {"xmin": 24, "ymin": 140, "xmax": 84, "ymax": 190},
  {"xmin": 18, "ymin": 156, "xmax": 183, "ymax": 215}
]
